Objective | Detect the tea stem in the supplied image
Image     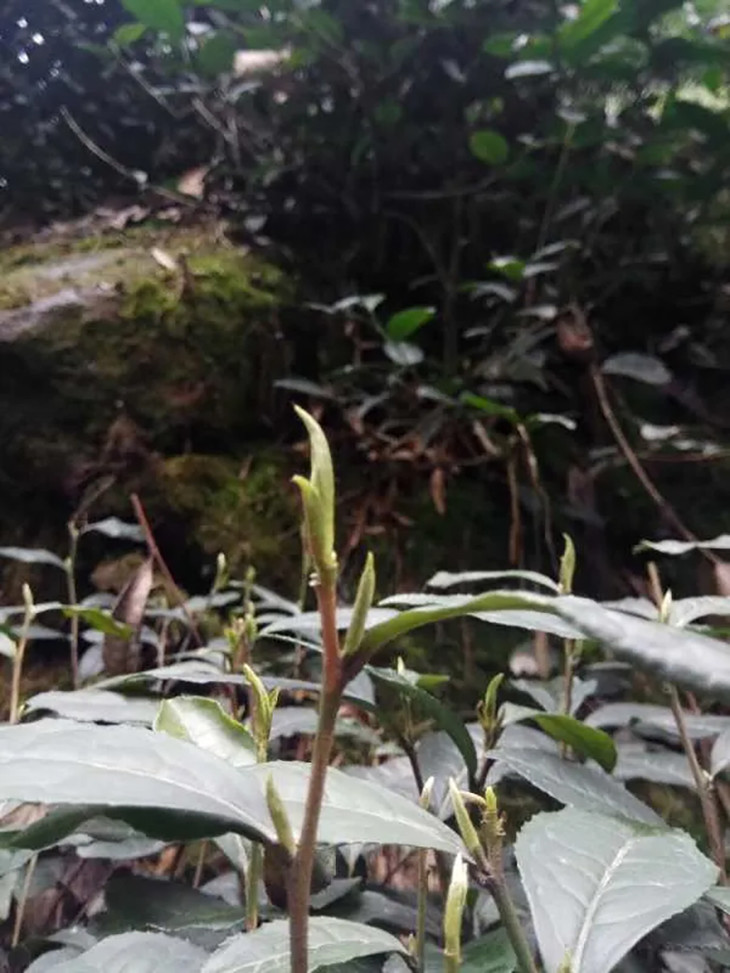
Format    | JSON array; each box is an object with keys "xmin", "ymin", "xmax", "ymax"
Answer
[{"xmin": 288, "ymin": 575, "xmax": 342, "ymax": 973}]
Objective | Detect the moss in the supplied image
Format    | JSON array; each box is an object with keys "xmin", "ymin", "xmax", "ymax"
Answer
[{"xmin": 158, "ymin": 451, "xmax": 300, "ymax": 587}]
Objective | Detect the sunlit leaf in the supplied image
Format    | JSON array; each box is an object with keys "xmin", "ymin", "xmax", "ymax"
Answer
[{"xmin": 555, "ymin": 595, "xmax": 730, "ymax": 698}]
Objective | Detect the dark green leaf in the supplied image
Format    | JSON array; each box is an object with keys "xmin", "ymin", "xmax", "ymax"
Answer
[
  {"xmin": 104, "ymin": 873, "xmax": 243, "ymax": 932},
  {"xmin": 202, "ymin": 916, "xmax": 404, "ymax": 972},
  {"xmin": 531, "ymin": 713, "xmax": 617, "ymax": 772},
  {"xmin": 516, "ymin": 808, "xmax": 717, "ymax": 973},
  {"xmin": 469, "ymin": 129, "xmax": 509, "ymax": 165},
  {"xmin": 197, "ymin": 32, "xmax": 238, "ymax": 77},
  {"xmin": 368, "ymin": 667, "xmax": 477, "ymax": 776},
  {"xmin": 462, "ymin": 927, "xmax": 517, "ymax": 973},
  {"xmin": 120, "ymin": 0, "xmax": 185, "ymax": 41},
  {"xmin": 155, "ymin": 697, "xmax": 257, "ymax": 768},
  {"xmin": 487, "ymin": 747, "xmax": 660, "ymax": 824},
  {"xmin": 360, "ymin": 590, "xmax": 554, "ymax": 657},
  {"xmin": 385, "ymin": 306, "xmax": 435, "ymax": 341}
]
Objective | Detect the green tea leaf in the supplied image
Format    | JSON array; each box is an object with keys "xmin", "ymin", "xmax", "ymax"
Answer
[
  {"xmin": 104, "ymin": 873, "xmax": 243, "ymax": 932},
  {"xmin": 155, "ymin": 697, "xmax": 257, "ymax": 768},
  {"xmin": 556, "ymin": 595, "xmax": 730, "ymax": 698},
  {"xmin": 360, "ymin": 590, "xmax": 555, "ymax": 657},
  {"xmin": 531, "ymin": 713, "xmax": 617, "ymax": 772},
  {"xmin": 516, "ymin": 808, "xmax": 717, "ymax": 973},
  {"xmin": 202, "ymin": 916, "xmax": 405, "ymax": 972},
  {"xmin": 249, "ymin": 761, "xmax": 466, "ymax": 854},
  {"xmin": 0, "ymin": 720, "xmax": 275, "ymax": 843},
  {"xmin": 486, "ymin": 746, "xmax": 660, "ymax": 824},
  {"xmin": 25, "ymin": 690, "xmax": 158, "ymax": 726},
  {"xmin": 368, "ymin": 667, "xmax": 477, "ymax": 776},
  {"xmin": 36, "ymin": 930, "xmax": 208, "ymax": 971}
]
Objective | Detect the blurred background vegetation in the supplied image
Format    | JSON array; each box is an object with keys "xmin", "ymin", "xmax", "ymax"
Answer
[{"xmin": 2, "ymin": 0, "xmax": 730, "ymax": 617}]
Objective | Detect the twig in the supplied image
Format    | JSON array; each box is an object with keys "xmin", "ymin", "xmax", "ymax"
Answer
[
  {"xmin": 647, "ymin": 564, "xmax": 727, "ymax": 882},
  {"xmin": 60, "ymin": 106, "xmax": 195, "ymax": 207},
  {"xmin": 130, "ymin": 493, "xmax": 204, "ymax": 645},
  {"xmin": 668, "ymin": 685, "xmax": 726, "ymax": 881},
  {"xmin": 591, "ymin": 364, "xmax": 719, "ymax": 565}
]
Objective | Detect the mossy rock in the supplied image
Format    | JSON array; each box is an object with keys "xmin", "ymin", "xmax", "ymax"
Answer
[
  {"xmin": 0, "ymin": 220, "xmax": 297, "ymax": 589},
  {"xmin": 154, "ymin": 451, "xmax": 300, "ymax": 587}
]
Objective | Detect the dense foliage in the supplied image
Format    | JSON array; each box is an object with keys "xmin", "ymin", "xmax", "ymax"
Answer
[
  {"xmin": 4, "ymin": 0, "xmax": 730, "ymax": 590},
  {"xmin": 1, "ymin": 414, "xmax": 730, "ymax": 970}
]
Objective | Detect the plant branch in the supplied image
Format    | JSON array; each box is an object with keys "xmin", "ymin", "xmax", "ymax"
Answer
[
  {"xmin": 288, "ymin": 576, "xmax": 343, "ymax": 972},
  {"xmin": 590, "ymin": 364, "xmax": 719, "ymax": 565},
  {"xmin": 130, "ymin": 493, "xmax": 204, "ymax": 645},
  {"xmin": 667, "ymin": 685, "xmax": 727, "ymax": 882}
]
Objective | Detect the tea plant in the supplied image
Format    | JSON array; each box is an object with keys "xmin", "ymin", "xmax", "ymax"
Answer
[{"xmin": 0, "ymin": 411, "xmax": 730, "ymax": 971}]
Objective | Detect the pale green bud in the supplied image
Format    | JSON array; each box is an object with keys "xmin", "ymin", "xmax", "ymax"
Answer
[
  {"xmin": 559, "ymin": 533, "xmax": 576, "ymax": 594},
  {"xmin": 342, "ymin": 552, "xmax": 376, "ymax": 657}
]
